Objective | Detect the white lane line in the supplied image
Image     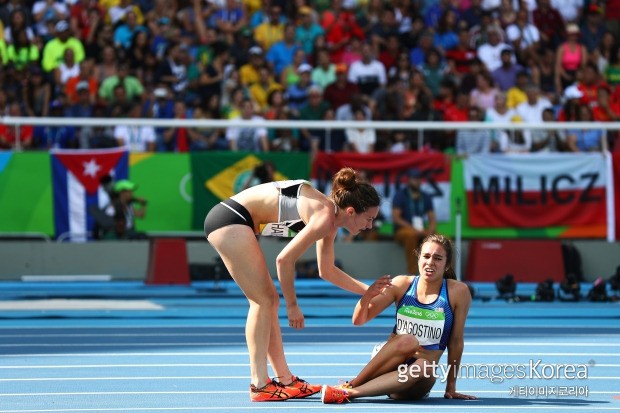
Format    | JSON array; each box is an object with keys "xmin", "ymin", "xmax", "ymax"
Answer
[
  {"xmin": 0, "ymin": 375, "xmax": 618, "ymax": 382},
  {"xmin": 2, "ymin": 405, "xmax": 620, "ymax": 412}
]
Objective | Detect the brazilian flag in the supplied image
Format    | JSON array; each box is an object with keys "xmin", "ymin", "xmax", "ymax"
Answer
[{"xmin": 190, "ymin": 152, "xmax": 310, "ymax": 230}]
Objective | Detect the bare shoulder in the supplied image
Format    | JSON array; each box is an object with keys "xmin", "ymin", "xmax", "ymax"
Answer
[{"xmin": 447, "ymin": 279, "xmax": 472, "ymax": 304}]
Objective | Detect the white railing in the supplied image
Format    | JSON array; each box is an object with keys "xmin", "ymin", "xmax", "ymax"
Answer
[{"xmin": 2, "ymin": 116, "xmax": 619, "ymax": 151}]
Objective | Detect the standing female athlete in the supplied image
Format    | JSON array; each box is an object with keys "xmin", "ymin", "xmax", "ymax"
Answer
[
  {"xmin": 204, "ymin": 167, "xmax": 381, "ymax": 401},
  {"xmin": 321, "ymin": 234, "xmax": 476, "ymax": 403}
]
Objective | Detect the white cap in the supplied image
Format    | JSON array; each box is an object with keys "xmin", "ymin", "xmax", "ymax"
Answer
[
  {"xmin": 563, "ymin": 84, "xmax": 583, "ymax": 100},
  {"xmin": 298, "ymin": 63, "xmax": 313, "ymax": 73},
  {"xmin": 153, "ymin": 87, "xmax": 168, "ymax": 98},
  {"xmin": 249, "ymin": 46, "xmax": 263, "ymax": 55},
  {"xmin": 55, "ymin": 20, "xmax": 69, "ymax": 32}
]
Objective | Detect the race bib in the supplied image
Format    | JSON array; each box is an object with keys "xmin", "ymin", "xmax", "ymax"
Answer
[
  {"xmin": 259, "ymin": 222, "xmax": 299, "ymax": 237},
  {"xmin": 395, "ymin": 306, "xmax": 445, "ymax": 346}
]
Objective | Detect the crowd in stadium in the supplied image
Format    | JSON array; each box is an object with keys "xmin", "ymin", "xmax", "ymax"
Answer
[{"xmin": 0, "ymin": 0, "xmax": 618, "ymax": 153}]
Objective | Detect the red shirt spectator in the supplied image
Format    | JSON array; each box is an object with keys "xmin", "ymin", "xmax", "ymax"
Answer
[
  {"xmin": 321, "ymin": 9, "xmax": 365, "ymax": 63},
  {"xmin": 532, "ymin": 0, "xmax": 566, "ymax": 47},
  {"xmin": 0, "ymin": 104, "xmax": 33, "ymax": 149},
  {"xmin": 323, "ymin": 63, "xmax": 360, "ymax": 110}
]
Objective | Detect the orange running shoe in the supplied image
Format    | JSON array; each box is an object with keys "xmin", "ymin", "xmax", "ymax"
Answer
[
  {"xmin": 321, "ymin": 384, "xmax": 350, "ymax": 404},
  {"xmin": 249, "ymin": 379, "xmax": 297, "ymax": 402},
  {"xmin": 285, "ymin": 376, "xmax": 322, "ymax": 398}
]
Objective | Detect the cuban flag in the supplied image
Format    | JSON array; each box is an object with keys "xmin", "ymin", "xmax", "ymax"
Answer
[{"xmin": 51, "ymin": 148, "xmax": 128, "ymax": 241}]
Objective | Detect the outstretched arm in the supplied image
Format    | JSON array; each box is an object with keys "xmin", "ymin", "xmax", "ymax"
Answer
[{"xmin": 444, "ymin": 281, "xmax": 477, "ymax": 400}]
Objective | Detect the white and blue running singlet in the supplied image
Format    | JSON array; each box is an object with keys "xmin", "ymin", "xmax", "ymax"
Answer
[{"xmin": 392, "ymin": 276, "xmax": 454, "ymax": 350}]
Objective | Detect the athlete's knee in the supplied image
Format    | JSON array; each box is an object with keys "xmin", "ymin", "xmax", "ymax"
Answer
[{"xmin": 393, "ymin": 334, "xmax": 419, "ymax": 355}]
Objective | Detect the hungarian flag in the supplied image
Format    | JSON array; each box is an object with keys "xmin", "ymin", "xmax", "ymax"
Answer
[
  {"xmin": 51, "ymin": 148, "xmax": 128, "ymax": 241},
  {"xmin": 464, "ymin": 153, "xmax": 613, "ymax": 236}
]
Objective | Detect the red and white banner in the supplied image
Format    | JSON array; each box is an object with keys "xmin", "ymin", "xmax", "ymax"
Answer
[
  {"xmin": 464, "ymin": 153, "xmax": 612, "ymax": 231},
  {"xmin": 311, "ymin": 152, "xmax": 451, "ymax": 222}
]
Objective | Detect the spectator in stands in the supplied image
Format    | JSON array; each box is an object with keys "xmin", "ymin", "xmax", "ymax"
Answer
[
  {"xmin": 94, "ymin": 44, "xmax": 118, "ymax": 83},
  {"xmin": 41, "ymin": 20, "xmax": 86, "ymax": 73},
  {"xmin": 278, "ymin": 47, "xmax": 305, "ymax": 88},
  {"xmin": 485, "ymin": 91, "xmax": 518, "ymax": 152},
  {"xmin": 374, "ymin": 76, "xmax": 405, "ymax": 122},
  {"xmin": 345, "ymin": 108, "xmax": 376, "ymax": 153},
  {"xmin": 114, "ymin": 103, "xmax": 157, "ymax": 152},
  {"xmin": 295, "ymin": 5, "xmax": 324, "ymax": 56},
  {"xmin": 196, "ymin": 40, "xmax": 229, "ymax": 109},
  {"xmin": 32, "ymin": 99, "xmax": 78, "ymax": 149},
  {"xmin": 555, "ymin": 24, "xmax": 587, "ymax": 93},
  {"xmin": 418, "ymin": 47, "xmax": 449, "ymax": 98},
  {"xmin": 456, "ymin": 106, "xmax": 492, "ymax": 155},
  {"xmin": 69, "ymin": 0, "xmax": 105, "ymax": 43},
  {"xmin": 286, "ymin": 62, "xmax": 314, "ymax": 114},
  {"xmin": 577, "ymin": 62, "xmax": 605, "ymax": 106},
  {"xmin": 105, "ymin": 83, "xmax": 134, "ymax": 117},
  {"xmin": 249, "ymin": 65, "xmax": 283, "ymax": 112},
  {"xmin": 336, "ymin": 92, "xmax": 372, "ymax": 121},
  {"xmin": 477, "ymin": 25, "xmax": 512, "ymax": 72},
  {"xmin": 187, "ymin": 106, "xmax": 227, "ymax": 151},
  {"xmin": 566, "ymin": 104, "xmax": 607, "ymax": 152},
  {"xmin": 226, "ymin": 98, "xmax": 269, "ymax": 152},
  {"xmin": 391, "ymin": 168, "xmax": 437, "ymax": 275},
  {"xmin": 32, "ymin": 0, "xmax": 69, "ymax": 42},
  {"xmin": 0, "ymin": 102, "xmax": 33, "ymax": 149},
  {"xmin": 532, "ymin": 0, "xmax": 576, "ymax": 49},
  {"xmin": 299, "ymin": 84, "xmax": 329, "ymax": 151},
  {"xmin": 506, "ymin": 7, "xmax": 539, "ymax": 66},
  {"xmin": 323, "ymin": 63, "xmax": 359, "ymax": 111},
  {"xmin": 254, "ymin": 4, "xmax": 285, "ymax": 51},
  {"xmin": 506, "ymin": 70, "xmax": 530, "ymax": 109},
  {"xmin": 4, "ymin": 9, "xmax": 35, "ymax": 45},
  {"xmin": 160, "ymin": 99, "xmax": 193, "ymax": 152},
  {"xmin": 530, "ymin": 48, "xmax": 557, "ymax": 101},
  {"xmin": 267, "ymin": 23, "xmax": 299, "ymax": 79},
  {"xmin": 54, "ymin": 47, "xmax": 80, "ymax": 89},
  {"xmin": 433, "ymin": 8, "xmax": 459, "ymax": 52},
  {"xmin": 409, "ymin": 30, "xmax": 434, "ymax": 67},
  {"xmin": 469, "ymin": 9, "xmax": 501, "ymax": 49},
  {"xmin": 593, "ymin": 85, "xmax": 620, "ymax": 121},
  {"xmin": 377, "ymin": 34, "xmax": 401, "ymax": 74},
  {"xmin": 110, "ymin": 179, "xmax": 148, "ymax": 240},
  {"xmin": 550, "ymin": 0, "xmax": 582, "ymax": 25},
  {"xmin": 210, "ymin": 0, "xmax": 246, "ymax": 45},
  {"xmin": 516, "ymin": 84, "xmax": 552, "ymax": 125},
  {"xmin": 470, "ymin": 71, "xmax": 499, "ymax": 110},
  {"xmin": 461, "ymin": 0, "xmax": 484, "ymax": 29},
  {"xmin": 113, "ymin": 10, "xmax": 146, "ymax": 50},
  {"xmin": 155, "ymin": 42, "xmax": 189, "ymax": 97},
  {"xmin": 444, "ymin": 27, "xmax": 477, "ymax": 80},
  {"xmin": 22, "ymin": 66, "xmax": 51, "ymax": 117},
  {"xmin": 492, "ymin": 49, "xmax": 522, "ymax": 92},
  {"xmin": 530, "ymin": 107, "xmax": 567, "ymax": 152},
  {"xmin": 6, "ymin": 29, "xmax": 39, "ymax": 72},
  {"xmin": 581, "ymin": 4, "xmax": 606, "ymax": 53},
  {"xmin": 459, "ymin": 56, "xmax": 485, "ymax": 95},
  {"xmin": 368, "ymin": 5, "xmax": 400, "ymax": 55},
  {"xmin": 321, "ymin": 0, "xmax": 364, "ymax": 63},
  {"xmin": 311, "ymin": 47, "xmax": 335, "ymax": 89},
  {"xmin": 424, "ymin": 0, "xmax": 458, "ymax": 29},
  {"xmin": 348, "ymin": 42, "xmax": 386, "ymax": 99},
  {"xmin": 67, "ymin": 81, "xmax": 96, "ymax": 148},
  {"xmin": 65, "ymin": 59, "xmax": 97, "ymax": 105},
  {"xmin": 239, "ymin": 45, "xmax": 264, "ymax": 87},
  {"xmin": 99, "ymin": 61, "xmax": 144, "ymax": 103},
  {"xmin": 311, "ymin": 107, "xmax": 347, "ymax": 152}
]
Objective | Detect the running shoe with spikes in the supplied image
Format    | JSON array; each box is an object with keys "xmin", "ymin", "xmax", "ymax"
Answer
[
  {"xmin": 285, "ymin": 376, "xmax": 322, "ymax": 398},
  {"xmin": 249, "ymin": 379, "xmax": 298, "ymax": 402},
  {"xmin": 321, "ymin": 384, "xmax": 351, "ymax": 404}
]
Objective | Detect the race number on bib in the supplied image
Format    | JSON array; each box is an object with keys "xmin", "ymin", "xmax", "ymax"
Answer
[
  {"xmin": 395, "ymin": 306, "xmax": 445, "ymax": 346},
  {"xmin": 259, "ymin": 223, "xmax": 298, "ymax": 237}
]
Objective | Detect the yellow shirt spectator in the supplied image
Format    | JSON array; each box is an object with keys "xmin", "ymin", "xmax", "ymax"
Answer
[
  {"xmin": 254, "ymin": 22, "xmax": 284, "ymax": 51},
  {"xmin": 506, "ymin": 86, "xmax": 527, "ymax": 109}
]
